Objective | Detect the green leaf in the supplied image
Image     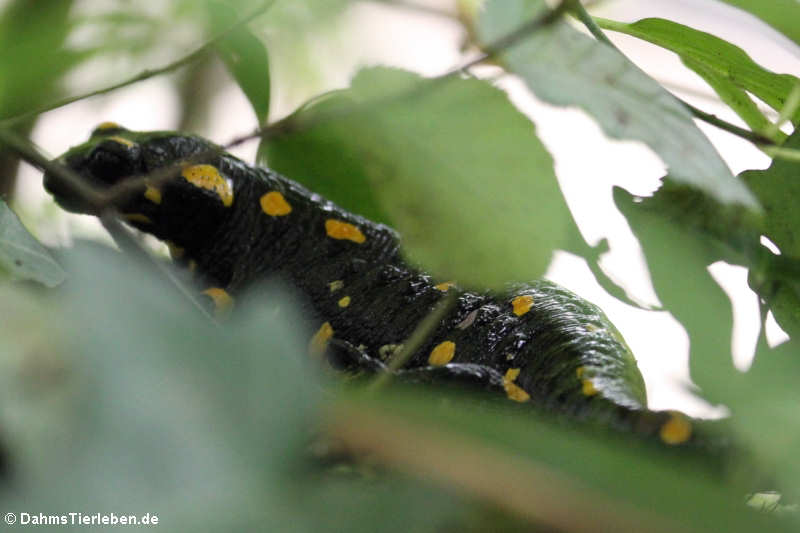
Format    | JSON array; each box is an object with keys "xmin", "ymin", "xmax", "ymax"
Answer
[
  {"xmin": 741, "ymin": 129, "xmax": 800, "ymax": 258},
  {"xmin": 0, "ymin": 243, "xmax": 313, "ymax": 528},
  {"xmin": 0, "ymin": 244, "xmax": 484, "ymax": 532},
  {"xmin": 265, "ymin": 67, "xmax": 571, "ymax": 289},
  {"xmin": 740, "ymin": 129, "xmax": 800, "ymax": 337},
  {"xmin": 613, "ymin": 186, "xmax": 739, "ymax": 402},
  {"xmin": 596, "ymin": 17, "xmax": 800, "ymax": 130},
  {"xmin": 717, "ymin": 0, "xmax": 800, "ymax": 48},
  {"xmin": 208, "ymin": 0, "xmax": 271, "ymax": 124},
  {"xmin": 720, "ymin": 339, "xmax": 800, "ymax": 502},
  {"xmin": 0, "ymin": 199, "xmax": 65, "ymax": 287},
  {"xmin": 263, "ymin": 91, "xmax": 394, "ymax": 225},
  {"xmin": 329, "ymin": 386, "xmax": 791, "ymax": 533},
  {"xmin": 476, "ymin": 0, "xmax": 758, "ymax": 208},
  {"xmin": 0, "ymin": 0, "xmax": 79, "ymax": 119}
]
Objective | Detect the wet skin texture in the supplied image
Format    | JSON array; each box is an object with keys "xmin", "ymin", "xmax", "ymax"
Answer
[{"xmin": 44, "ymin": 124, "xmax": 702, "ymax": 446}]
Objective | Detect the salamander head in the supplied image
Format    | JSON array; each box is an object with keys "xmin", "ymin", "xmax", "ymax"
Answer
[{"xmin": 43, "ymin": 122, "xmax": 236, "ymax": 248}]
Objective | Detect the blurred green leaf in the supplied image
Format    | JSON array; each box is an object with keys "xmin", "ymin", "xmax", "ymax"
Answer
[
  {"xmin": 0, "ymin": 0, "xmax": 81, "ymax": 119},
  {"xmin": 717, "ymin": 0, "xmax": 800, "ymax": 48},
  {"xmin": 0, "ymin": 244, "xmax": 315, "ymax": 529},
  {"xmin": 719, "ymin": 339, "xmax": 800, "ymax": 502},
  {"xmin": 0, "ymin": 200, "xmax": 65, "ymax": 287},
  {"xmin": 328, "ymin": 386, "xmax": 793, "ymax": 533},
  {"xmin": 597, "ymin": 17, "xmax": 800, "ymax": 131},
  {"xmin": 262, "ymin": 91, "xmax": 394, "ymax": 225},
  {"xmin": 208, "ymin": 1, "xmax": 271, "ymax": 125},
  {"xmin": 477, "ymin": 0, "xmax": 758, "ymax": 208},
  {"xmin": 265, "ymin": 67, "xmax": 569, "ymax": 289},
  {"xmin": 0, "ymin": 243, "xmax": 475, "ymax": 532}
]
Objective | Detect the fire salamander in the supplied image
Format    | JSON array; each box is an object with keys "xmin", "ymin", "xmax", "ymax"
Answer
[{"xmin": 43, "ymin": 123, "xmax": 698, "ymax": 448}]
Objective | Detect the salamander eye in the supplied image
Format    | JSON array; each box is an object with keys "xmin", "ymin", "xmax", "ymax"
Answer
[{"xmin": 87, "ymin": 139, "xmax": 141, "ymax": 184}]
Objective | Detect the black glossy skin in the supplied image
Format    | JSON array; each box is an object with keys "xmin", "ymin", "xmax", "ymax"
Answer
[{"xmin": 45, "ymin": 125, "xmax": 691, "ymax": 440}]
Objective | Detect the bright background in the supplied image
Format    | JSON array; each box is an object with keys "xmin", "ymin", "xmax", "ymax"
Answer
[{"xmin": 15, "ymin": 0, "xmax": 800, "ymax": 415}]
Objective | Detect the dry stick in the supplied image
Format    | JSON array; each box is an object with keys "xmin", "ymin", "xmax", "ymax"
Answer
[
  {"xmin": 567, "ymin": 0, "xmax": 778, "ymax": 147},
  {"xmin": 0, "ymin": 0, "xmax": 277, "ymax": 126}
]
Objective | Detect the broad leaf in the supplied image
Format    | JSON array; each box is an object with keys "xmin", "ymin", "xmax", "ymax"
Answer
[
  {"xmin": 477, "ymin": 0, "xmax": 758, "ymax": 208},
  {"xmin": 329, "ymin": 385, "xmax": 792, "ymax": 533},
  {"xmin": 614, "ymin": 186, "xmax": 739, "ymax": 402},
  {"xmin": 264, "ymin": 67, "xmax": 570, "ymax": 289},
  {"xmin": 0, "ymin": 200, "xmax": 65, "ymax": 286},
  {"xmin": 0, "ymin": 244, "xmax": 487, "ymax": 532},
  {"xmin": 263, "ymin": 91, "xmax": 394, "ymax": 225},
  {"xmin": 596, "ymin": 17, "xmax": 800, "ymax": 131}
]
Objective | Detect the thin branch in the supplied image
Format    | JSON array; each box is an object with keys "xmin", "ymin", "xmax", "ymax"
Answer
[
  {"xmin": 567, "ymin": 1, "xmax": 780, "ymax": 147},
  {"xmin": 682, "ymin": 102, "xmax": 776, "ymax": 145},
  {"xmin": 0, "ymin": 0, "xmax": 277, "ymax": 125},
  {"xmin": 457, "ymin": 0, "xmax": 571, "ymax": 74},
  {"xmin": 0, "ymin": 127, "xmax": 105, "ymax": 208}
]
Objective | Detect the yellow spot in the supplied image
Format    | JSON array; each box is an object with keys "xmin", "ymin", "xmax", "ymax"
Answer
[
  {"xmin": 123, "ymin": 213, "xmax": 151, "ymax": 224},
  {"xmin": 95, "ymin": 121, "xmax": 121, "ymax": 131},
  {"xmin": 512, "ymin": 295, "xmax": 534, "ymax": 316},
  {"xmin": 167, "ymin": 242, "xmax": 185, "ymax": 260},
  {"xmin": 434, "ymin": 281, "xmax": 455, "ymax": 292},
  {"xmin": 108, "ymin": 135, "xmax": 136, "ymax": 148},
  {"xmin": 144, "ymin": 185, "xmax": 162, "ymax": 204},
  {"xmin": 325, "ymin": 219, "xmax": 366, "ymax": 244},
  {"xmin": 309, "ymin": 322, "xmax": 334, "ymax": 356},
  {"xmin": 260, "ymin": 191, "xmax": 292, "ymax": 216},
  {"xmin": 202, "ymin": 287, "xmax": 234, "ymax": 317},
  {"xmin": 581, "ymin": 379, "xmax": 598, "ymax": 396},
  {"xmin": 338, "ymin": 296, "xmax": 351, "ymax": 308},
  {"xmin": 181, "ymin": 164, "xmax": 234, "ymax": 207},
  {"xmin": 585, "ymin": 323, "xmax": 600, "ymax": 333},
  {"xmin": 329, "ymin": 280, "xmax": 344, "ymax": 292},
  {"xmin": 428, "ymin": 341, "xmax": 455, "ymax": 366},
  {"xmin": 503, "ymin": 368, "xmax": 530, "ymax": 403},
  {"xmin": 576, "ymin": 366, "xmax": 585, "ymax": 379},
  {"xmin": 659, "ymin": 412, "xmax": 692, "ymax": 445}
]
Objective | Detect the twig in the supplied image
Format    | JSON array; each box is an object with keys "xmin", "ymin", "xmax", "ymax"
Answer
[
  {"xmin": 0, "ymin": 127, "xmax": 105, "ymax": 209},
  {"xmin": 0, "ymin": 0, "xmax": 277, "ymax": 125},
  {"xmin": 0, "ymin": 127, "xmax": 216, "ymax": 322}
]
